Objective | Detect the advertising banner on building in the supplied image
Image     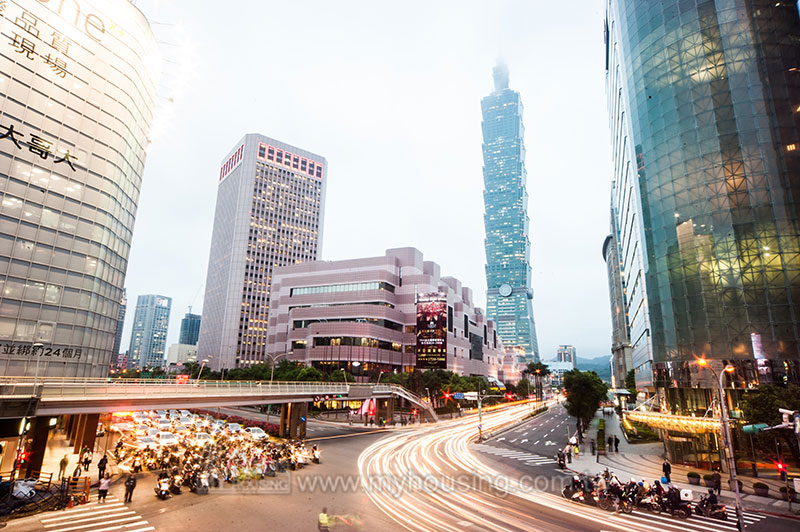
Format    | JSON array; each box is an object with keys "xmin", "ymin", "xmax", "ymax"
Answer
[{"xmin": 416, "ymin": 292, "xmax": 447, "ymax": 370}]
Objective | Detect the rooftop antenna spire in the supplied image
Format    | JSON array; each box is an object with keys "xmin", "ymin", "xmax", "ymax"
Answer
[{"xmin": 493, "ymin": 61, "xmax": 509, "ymax": 91}]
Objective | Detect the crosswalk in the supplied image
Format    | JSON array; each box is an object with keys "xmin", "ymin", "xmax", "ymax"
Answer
[
  {"xmin": 605, "ymin": 503, "xmax": 765, "ymax": 532},
  {"xmin": 472, "ymin": 443, "xmax": 556, "ymax": 466},
  {"xmin": 39, "ymin": 495, "xmax": 154, "ymax": 532}
]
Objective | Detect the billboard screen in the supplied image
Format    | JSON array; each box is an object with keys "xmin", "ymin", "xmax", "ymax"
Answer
[{"xmin": 416, "ymin": 292, "xmax": 447, "ymax": 370}]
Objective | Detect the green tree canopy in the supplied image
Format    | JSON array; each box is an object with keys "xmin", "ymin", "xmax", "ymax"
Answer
[
  {"xmin": 563, "ymin": 369, "xmax": 607, "ymax": 429},
  {"xmin": 625, "ymin": 369, "xmax": 636, "ymax": 396}
]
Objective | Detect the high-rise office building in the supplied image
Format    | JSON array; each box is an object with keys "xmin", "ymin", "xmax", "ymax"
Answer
[
  {"xmin": 481, "ymin": 63, "xmax": 539, "ymax": 361},
  {"xmin": 198, "ymin": 134, "xmax": 326, "ymax": 370},
  {"xmin": 0, "ymin": 1, "xmax": 159, "ymax": 377},
  {"xmin": 556, "ymin": 345, "xmax": 577, "ymax": 368},
  {"xmin": 112, "ymin": 289, "xmax": 128, "ymax": 359},
  {"xmin": 178, "ymin": 312, "xmax": 201, "ymax": 345},
  {"xmin": 605, "ymin": 1, "xmax": 800, "ymax": 412},
  {"xmin": 128, "ymin": 295, "xmax": 172, "ymax": 369}
]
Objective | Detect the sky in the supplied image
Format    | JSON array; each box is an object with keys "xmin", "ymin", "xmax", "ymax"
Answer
[{"xmin": 121, "ymin": 0, "xmax": 614, "ymax": 363}]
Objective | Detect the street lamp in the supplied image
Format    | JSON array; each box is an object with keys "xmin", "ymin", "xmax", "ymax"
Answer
[
  {"xmin": 267, "ymin": 352, "xmax": 289, "ymax": 384},
  {"xmin": 196, "ymin": 359, "xmax": 209, "ymax": 383},
  {"xmin": 696, "ymin": 357, "xmax": 745, "ymax": 531}
]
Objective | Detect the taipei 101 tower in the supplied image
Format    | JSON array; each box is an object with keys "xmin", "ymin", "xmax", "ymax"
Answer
[{"xmin": 481, "ymin": 63, "xmax": 540, "ymax": 362}]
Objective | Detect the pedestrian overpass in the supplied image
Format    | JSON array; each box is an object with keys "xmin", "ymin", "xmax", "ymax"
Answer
[{"xmin": 0, "ymin": 377, "xmax": 437, "ymax": 421}]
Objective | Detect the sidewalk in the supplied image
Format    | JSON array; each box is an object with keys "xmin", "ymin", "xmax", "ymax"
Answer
[
  {"xmin": 569, "ymin": 411, "xmax": 800, "ymax": 518},
  {"xmin": 38, "ymin": 430, "xmax": 117, "ymax": 488}
]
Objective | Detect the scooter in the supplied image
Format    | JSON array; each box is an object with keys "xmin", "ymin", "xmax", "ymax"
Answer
[
  {"xmin": 191, "ymin": 471, "xmax": 209, "ymax": 495},
  {"xmin": 170, "ymin": 474, "xmax": 183, "ymax": 494},
  {"xmin": 695, "ymin": 495, "xmax": 727, "ymax": 520},
  {"xmin": 312, "ymin": 448, "xmax": 321, "ymax": 464},
  {"xmin": 154, "ymin": 477, "xmax": 171, "ymax": 500},
  {"xmin": 556, "ymin": 452, "xmax": 566, "ymax": 470}
]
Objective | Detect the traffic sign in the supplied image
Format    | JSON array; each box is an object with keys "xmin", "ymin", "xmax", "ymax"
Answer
[
  {"xmin": 453, "ymin": 392, "xmax": 464, "ymax": 400},
  {"xmin": 742, "ymin": 423, "xmax": 769, "ymax": 434},
  {"xmin": 464, "ymin": 392, "xmax": 478, "ymax": 401},
  {"xmin": 300, "ymin": 416, "xmax": 306, "ymax": 422}
]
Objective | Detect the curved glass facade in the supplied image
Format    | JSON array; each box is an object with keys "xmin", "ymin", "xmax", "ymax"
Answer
[
  {"xmin": 0, "ymin": 0, "xmax": 159, "ymax": 377},
  {"xmin": 607, "ymin": 0, "xmax": 800, "ymax": 394}
]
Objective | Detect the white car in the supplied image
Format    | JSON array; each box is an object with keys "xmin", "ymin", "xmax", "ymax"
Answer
[
  {"xmin": 191, "ymin": 433, "xmax": 214, "ymax": 447},
  {"xmin": 178, "ymin": 416, "xmax": 192, "ymax": 425},
  {"xmin": 133, "ymin": 424, "xmax": 150, "ymax": 437},
  {"xmin": 180, "ymin": 410, "xmax": 191, "ymax": 417},
  {"xmin": 130, "ymin": 436, "xmax": 157, "ymax": 450},
  {"xmin": 244, "ymin": 427, "xmax": 268, "ymax": 441},
  {"xmin": 155, "ymin": 432, "xmax": 179, "ymax": 447},
  {"xmin": 225, "ymin": 423, "xmax": 243, "ymax": 435},
  {"xmin": 173, "ymin": 424, "xmax": 190, "ymax": 434},
  {"xmin": 156, "ymin": 420, "xmax": 172, "ymax": 432},
  {"xmin": 111, "ymin": 422, "xmax": 134, "ymax": 433}
]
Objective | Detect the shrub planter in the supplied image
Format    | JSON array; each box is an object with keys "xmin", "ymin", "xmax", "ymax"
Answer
[
  {"xmin": 753, "ymin": 482, "xmax": 769, "ymax": 497},
  {"xmin": 703, "ymin": 474, "xmax": 714, "ymax": 488},
  {"xmin": 688, "ymin": 472, "xmax": 701, "ymax": 486}
]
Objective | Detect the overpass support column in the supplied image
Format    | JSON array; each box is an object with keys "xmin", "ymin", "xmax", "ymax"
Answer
[
  {"xmin": 24, "ymin": 416, "xmax": 51, "ymax": 477},
  {"xmin": 376, "ymin": 397, "xmax": 394, "ymax": 425},
  {"xmin": 279, "ymin": 404, "xmax": 288, "ymax": 438},
  {"xmin": 72, "ymin": 415, "xmax": 86, "ymax": 453},
  {"xmin": 288, "ymin": 402, "xmax": 308, "ymax": 439},
  {"xmin": 72, "ymin": 413, "xmax": 99, "ymax": 454}
]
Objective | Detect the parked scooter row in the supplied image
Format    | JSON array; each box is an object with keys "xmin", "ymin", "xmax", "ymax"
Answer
[{"xmin": 561, "ymin": 471, "xmax": 727, "ymax": 521}]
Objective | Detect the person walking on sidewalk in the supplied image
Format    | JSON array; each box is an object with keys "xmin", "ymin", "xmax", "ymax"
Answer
[
  {"xmin": 81, "ymin": 447, "xmax": 91, "ymax": 471},
  {"xmin": 98, "ymin": 473, "xmax": 111, "ymax": 502},
  {"xmin": 614, "ymin": 435, "xmax": 620, "ymax": 453},
  {"xmin": 607, "ymin": 435, "xmax": 613, "ymax": 449},
  {"xmin": 662, "ymin": 458, "xmax": 672, "ymax": 483},
  {"xmin": 711, "ymin": 468, "xmax": 721, "ymax": 495},
  {"xmin": 124, "ymin": 474, "xmax": 136, "ymax": 503},
  {"xmin": 590, "ymin": 439, "xmax": 596, "ymax": 455},
  {"xmin": 58, "ymin": 455, "xmax": 69, "ymax": 480},
  {"xmin": 97, "ymin": 455, "xmax": 108, "ymax": 481}
]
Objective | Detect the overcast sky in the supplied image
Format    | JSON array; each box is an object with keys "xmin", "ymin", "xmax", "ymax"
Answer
[{"xmin": 122, "ymin": 0, "xmax": 613, "ymax": 363}]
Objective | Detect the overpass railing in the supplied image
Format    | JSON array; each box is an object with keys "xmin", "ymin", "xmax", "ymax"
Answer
[{"xmin": 0, "ymin": 378, "xmax": 437, "ymax": 420}]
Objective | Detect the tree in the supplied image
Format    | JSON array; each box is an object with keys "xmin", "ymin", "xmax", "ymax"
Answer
[
  {"xmin": 523, "ymin": 362, "xmax": 550, "ymax": 400},
  {"xmin": 625, "ymin": 369, "xmax": 636, "ymax": 396},
  {"xmin": 563, "ymin": 370, "xmax": 607, "ymax": 434},
  {"xmin": 740, "ymin": 384, "xmax": 800, "ymax": 465},
  {"xmin": 516, "ymin": 377, "xmax": 531, "ymax": 397}
]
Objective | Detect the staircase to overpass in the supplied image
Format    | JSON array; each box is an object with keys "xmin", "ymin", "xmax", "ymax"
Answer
[{"xmin": 0, "ymin": 377, "xmax": 438, "ymax": 421}]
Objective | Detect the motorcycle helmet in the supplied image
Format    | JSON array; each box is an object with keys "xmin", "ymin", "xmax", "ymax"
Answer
[
  {"xmin": 573, "ymin": 475, "xmax": 580, "ymax": 482},
  {"xmin": 708, "ymin": 488, "xmax": 714, "ymax": 495}
]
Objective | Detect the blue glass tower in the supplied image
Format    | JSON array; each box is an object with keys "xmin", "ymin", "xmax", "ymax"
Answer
[{"xmin": 481, "ymin": 63, "xmax": 539, "ymax": 361}]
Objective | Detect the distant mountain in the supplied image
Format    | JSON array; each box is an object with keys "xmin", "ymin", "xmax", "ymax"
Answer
[{"xmin": 576, "ymin": 356, "xmax": 612, "ymax": 382}]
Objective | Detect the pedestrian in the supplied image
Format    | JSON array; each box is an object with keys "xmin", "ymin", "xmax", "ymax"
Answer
[
  {"xmin": 98, "ymin": 455, "xmax": 108, "ymax": 480},
  {"xmin": 711, "ymin": 468, "xmax": 721, "ymax": 495},
  {"xmin": 566, "ymin": 445, "xmax": 572, "ymax": 464},
  {"xmin": 98, "ymin": 473, "xmax": 111, "ymax": 502},
  {"xmin": 607, "ymin": 435, "xmax": 613, "ymax": 449},
  {"xmin": 590, "ymin": 439, "xmax": 596, "ymax": 455},
  {"xmin": 72, "ymin": 464, "xmax": 82, "ymax": 478},
  {"xmin": 662, "ymin": 458, "xmax": 672, "ymax": 483},
  {"xmin": 318, "ymin": 506, "xmax": 331, "ymax": 532},
  {"xmin": 124, "ymin": 474, "xmax": 136, "ymax": 503},
  {"xmin": 59, "ymin": 454, "xmax": 69, "ymax": 480},
  {"xmin": 81, "ymin": 448, "xmax": 91, "ymax": 472},
  {"xmin": 614, "ymin": 435, "xmax": 620, "ymax": 453}
]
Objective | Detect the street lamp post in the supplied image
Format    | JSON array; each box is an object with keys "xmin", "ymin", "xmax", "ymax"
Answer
[
  {"xmin": 696, "ymin": 358, "xmax": 745, "ymax": 532},
  {"xmin": 267, "ymin": 352, "xmax": 289, "ymax": 384},
  {"xmin": 196, "ymin": 358, "xmax": 209, "ymax": 383}
]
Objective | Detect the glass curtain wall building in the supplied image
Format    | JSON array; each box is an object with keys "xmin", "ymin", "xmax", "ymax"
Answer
[
  {"xmin": 127, "ymin": 294, "xmax": 171, "ymax": 369},
  {"xmin": 0, "ymin": 1, "xmax": 159, "ymax": 377},
  {"xmin": 481, "ymin": 63, "xmax": 540, "ymax": 361},
  {"xmin": 178, "ymin": 312, "xmax": 201, "ymax": 345},
  {"xmin": 605, "ymin": 1, "xmax": 800, "ymax": 412}
]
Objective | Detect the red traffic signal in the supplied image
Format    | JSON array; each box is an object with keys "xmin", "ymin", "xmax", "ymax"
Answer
[
  {"xmin": 777, "ymin": 461, "xmax": 786, "ymax": 472},
  {"xmin": 505, "ymin": 393, "xmax": 514, "ymax": 401},
  {"xmin": 411, "ymin": 409, "xmax": 417, "ymax": 415}
]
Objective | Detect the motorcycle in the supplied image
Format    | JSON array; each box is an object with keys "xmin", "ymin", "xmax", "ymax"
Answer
[
  {"xmin": 312, "ymin": 448, "xmax": 321, "ymax": 464},
  {"xmin": 170, "ymin": 474, "xmax": 183, "ymax": 494},
  {"xmin": 208, "ymin": 468, "xmax": 220, "ymax": 487},
  {"xmin": 695, "ymin": 495, "xmax": 727, "ymax": 520},
  {"xmin": 556, "ymin": 452, "xmax": 566, "ymax": 470},
  {"xmin": 154, "ymin": 477, "xmax": 171, "ymax": 500},
  {"xmin": 653, "ymin": 488, "xmax": 691, "ymax": 519},
  {"xmin": 191, "ymin": 471, "xmax": 209, "ymax": 495}
]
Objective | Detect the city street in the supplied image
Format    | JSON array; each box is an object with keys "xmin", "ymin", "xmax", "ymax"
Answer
[{"xmin": 6, "ymin": 404, "xmax": 800, "ymax": 532}]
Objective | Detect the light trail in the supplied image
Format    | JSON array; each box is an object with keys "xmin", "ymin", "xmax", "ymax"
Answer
[{"xmin": 358, "ymin": 403, "xmax": 649, "ymax": 532}]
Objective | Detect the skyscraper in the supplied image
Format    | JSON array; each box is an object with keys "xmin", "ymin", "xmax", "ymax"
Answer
[
  {"xmin": 178, "ymin": 312, "xmax": 201, "ymax": 345},
  {"xmin": 198, "ymin": 134, "xmax": 326, "ymax": 370},
  {"xmin": 128, "ymin": 295, "xmax": 172, "ymax": 369},
  {"xmin": 0, "ymin": 1, "xmax": 159, "ymax": 377},
  {"xmin": 605, "ymin": 1, "xmax": 800, "ymax": 410},
  {"xmin": 481, "ymin": 63, "xmax": 539, "ymax": 361},
  {"xmin": 112, "ymin": 289, "xmax": 128, "ymax": 359}
]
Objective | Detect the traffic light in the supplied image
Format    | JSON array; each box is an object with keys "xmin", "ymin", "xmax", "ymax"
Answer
[
  {"xmin": 505, "ymin": 393, "xmax": 513, "ymax": 401},
  {"xmin": 411, "ymin": 409, "xmax": 417, "ymax": 416},
  {"xmin": 777, "ymin": 461, "xmax": 787, "ymax": 480},
  {"xmin": 15, "ymin": 450, "xmax": 28, "ymax": 469}
]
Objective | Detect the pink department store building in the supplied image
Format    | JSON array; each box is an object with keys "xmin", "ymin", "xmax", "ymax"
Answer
[{"xmin": 266, "ymin": 248, "xmax": 513, "ymax": 381}]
